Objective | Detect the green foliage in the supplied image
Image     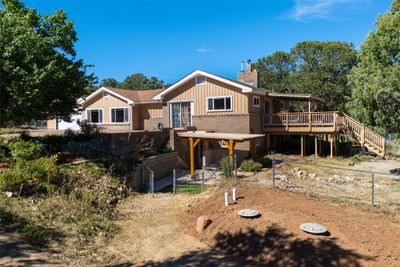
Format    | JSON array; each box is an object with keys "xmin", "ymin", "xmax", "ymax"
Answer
[
  {"xmin": 219, "ymin": 156, "xmax": 234, "ymax": 178},
  {"xmin": 386, "ymin": 138, "xmax": 400, "ymax": 157},
  {"xmin": 348, "ymin": 0, "xmax": 400, "ymax": 133},
  {"xmin": 350, "ymin": 154, "xmax": 374, "ymax": 164},
  {"xmin": 239, "ymin": 159, "xmax": 262, "ymax": 172},
  {"xmin": 0, "ymin": 0, "xmax": 94, "ymax": 127},
  {"xmin": 254, "ymin": 51, "xmax": 295, "ymax": 93},
  {"xmin": 0, "ymin": 155, "xmax": 59, "ymax": 194},
  {"xmin": 100, "ymin": 78, "xmax": 119, "ymax": 88},
  {"xmin": 120, "ymin": 73, "xmax": 165, "ymax": 90},
  {"xmin": 254, "ymin": 41, "xmax": 357, "ymax": 111},
  {"xmin": 8, "ymin": 139, "xmax": 44, "ymax": 161},
  {"xmin": 79, "ymin": 120, "xmax": 102, "ymax": 137}
]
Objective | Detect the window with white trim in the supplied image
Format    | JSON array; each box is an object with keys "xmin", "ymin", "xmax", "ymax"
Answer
[
  {"xmin": 111, "ymin": 108, "xmax": 129, "ymax": 123},
  {"xmin": 86, "ymin": 109, "xmax": 103, "ymax": 123},
  {"xmin": 253, "ymin": 96, "xmax": 260, "ymax": 107},
  {"xmin": 103, "ymin": 92, "xmax": 109, "ymax": 97},
  {"xmin": 207, "ymin": 96, "xmax": 232, "ymax": 111},
  {"xmin": 195, "ymin": 76, "xmax": 206, "ymax": 85}
]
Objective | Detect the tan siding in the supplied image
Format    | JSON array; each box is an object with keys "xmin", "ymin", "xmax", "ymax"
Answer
[
  {"xmin": 83, "ymin": 93, "xmax": 130, "ymax": 124},
  {"xmin": 47, "ymin": 119, "xmax": 57, "ymax": 130},
  {"xmin": 163, "ymin": 77, "xmax": 249, "ymax": 116},
  {"xmin": 140, "ymin": 103, "xmax": 163, "ymax": 119}
]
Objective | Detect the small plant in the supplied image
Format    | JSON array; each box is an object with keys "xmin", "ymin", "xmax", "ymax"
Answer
[
  {"xmin": 219, "ymin": 156, "xmax": 234, "ymax": 178},
  {"xmin": 79, "ymin": 120, "xmax": 102, "ymax": 137},
  {"xmin": 240, "ymin": 159, "xmax": 262, "ymax": 172},
  {"xmin": 8, "ymin": 139, "xmax": 44, "ymax": 161},
  {"xmin": 351, "ymin": 154, "xmax": 373, "ymax": 164}
]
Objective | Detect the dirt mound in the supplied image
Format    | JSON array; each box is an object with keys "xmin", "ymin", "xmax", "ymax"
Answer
[{"xmin": 181, "ymin": 185, "xmax": 400, "ymax": 266}]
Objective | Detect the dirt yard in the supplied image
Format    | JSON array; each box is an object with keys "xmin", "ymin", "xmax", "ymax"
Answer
[{"xmin": 180, "ymin": 185, "xmax": 400, "ymax": 266}]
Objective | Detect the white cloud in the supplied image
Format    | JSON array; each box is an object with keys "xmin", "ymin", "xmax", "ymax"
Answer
[
  {"xmin": 196, "ymin": 47, "xmax": 213, "ymax": 54},
  {"xmin": 288, "ymin": 0, "xmax": 363, "ymax": 21}
]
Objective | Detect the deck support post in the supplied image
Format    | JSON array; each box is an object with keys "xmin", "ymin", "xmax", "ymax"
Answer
[
  {"xmin": 314, "ymin": 135, "xmax": 318, "ymax": 157},
  {"xmin": 301, "ymin": 135, "xmax": 304, "ymax": 157},
  {"xmin": 189, "ymin": 137, "xmax": 201, "ymax": 179},
  {"xmin": 189, "ymin": 137, "xmax": 195, "ymax": 178},
  {"xmin": 228, "ymin": 139, "xmax": 236, "ymax": 162},
  {"xmin": 330, "ymin": 135, "xmax": 333, "ymax": 158},
  {"xmin": 318, "ymin": 135, "xmax": 322, "ymax": 155}
]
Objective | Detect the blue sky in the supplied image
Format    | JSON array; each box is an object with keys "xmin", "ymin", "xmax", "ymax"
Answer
[{"xmin": 23, "ymin": 0, "xmax": 392, "ymax": 84}]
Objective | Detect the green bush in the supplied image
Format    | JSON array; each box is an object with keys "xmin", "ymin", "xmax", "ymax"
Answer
[
  {"xmin": 219, "ymin": 156, "xmax": 234, "ymax": 178},
  {"xmin": 8, "ymin": 139, "xmax": 44, "ymax": 161},
  {"xmin": 0, "ymin": 155, "xmax": 59, "ymax": 194},
  {"xmin": 0, "ymin": 138, "xmax": 10, "ymax": 161},
  {"xmin": 240, "ymin": 159, "xmax": 262, "ymax": 172}
]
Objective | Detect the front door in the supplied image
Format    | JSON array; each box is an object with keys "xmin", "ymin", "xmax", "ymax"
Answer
[{"xmin": 171, "ymin": 102, "xmax": 192, "ymax": 129}]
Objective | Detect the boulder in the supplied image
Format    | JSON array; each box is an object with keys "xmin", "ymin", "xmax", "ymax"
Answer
[
  {"xmin": 196, "ymin": 215, "xmax": 212, "ymax": 233},
  {"xmin": 4, "ymin": 191, "xmax": 13, "ymax": 198},
  {"xmin": 275, "ymin": 175, "xmax": 288, "ymax": 181}
]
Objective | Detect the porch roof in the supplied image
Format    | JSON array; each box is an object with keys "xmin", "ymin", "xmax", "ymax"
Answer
[
  {"xmin": 268, "ymin": 92, "xmax": 325, "ymax": 103},
  {"xmin": 177, "ymin": 131, "xmax": 265, "ymax": 141}
]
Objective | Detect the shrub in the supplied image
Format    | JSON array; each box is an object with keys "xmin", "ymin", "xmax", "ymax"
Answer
[
  {"xmin": 79, "ymin": 120, "xmax": 102, "ymax": 137},
  {"xmin": 8, "ymin": 139, "xmax": 44, "ymax": 161},
  {"xmin": 0, "ymin": 155, "xmax": 59, "ymax": 194},
  {"xmin": 0, "ymin": 138, "xmax": 10, "ymax": 161},
  {"xmin": 240, "ymin": 159, "xmax": 263, "ymax": 172},
  {"xmin": 219, "ymin": 156, "xmax": 234, "ymax": 178}
]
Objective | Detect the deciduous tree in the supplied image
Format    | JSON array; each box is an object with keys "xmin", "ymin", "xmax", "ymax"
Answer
[
  {"xmin": 348, "ymin": 0, "xmax": 400, "ymax": 133},
  {"xmin": 0, "ymin": 0, "xmax": 94, "ymax": 126}
]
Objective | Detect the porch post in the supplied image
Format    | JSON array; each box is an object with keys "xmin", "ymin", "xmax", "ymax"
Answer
[
  {"xmin": 314, "ymin": 135, "xmax": 318, "ymax": 157},
  {"xmin": 301, "ymin": 135, "xmax": 304, "ymax": 157},
  {"xmin": 330, "ymin": 135, "xmax": 333, "ymax": 158},
  {"xmin": 228, "ymin": 139, "xmax": 236, "ymax": 161},
  {"xmin": 308, "ymin": 99, "xmax": 311, "ymax": 113},
  {"xmin": 189, "ymin": 137, "xmax": 195, "ymax": 178}
]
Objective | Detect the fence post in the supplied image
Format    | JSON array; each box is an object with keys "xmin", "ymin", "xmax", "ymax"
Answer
[
  {"xmin": 272, "ymin": 158, "xmax": 276, "ymax": 189},
  {"xmin": 151, "ymin": 171, "xmax": 154, "ymax": 198},
  {"xmin": 371, "ymin": 172, "xmax": 375, "ymax": 208},
  {"xmin": 173, "ymin": 169, "xmax": 176, "ymax": 195},
  {"xmin": 234, "ymin": 154, "xmax": 237, "ymax": 181}
]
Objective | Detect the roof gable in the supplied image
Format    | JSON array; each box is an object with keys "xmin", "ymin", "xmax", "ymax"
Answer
[
  {"xmin": 82, "ymin": 87, "xmax": 164, "ymax": 106},
  {"xmin": 153, "ymin": 70, "xmax": 268, "ymax": 100}
]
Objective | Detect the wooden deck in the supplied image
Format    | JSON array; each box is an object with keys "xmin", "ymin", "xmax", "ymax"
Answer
[{"xmin": 263, "ymin": 112, "xmax": 385, "ymax": 157}]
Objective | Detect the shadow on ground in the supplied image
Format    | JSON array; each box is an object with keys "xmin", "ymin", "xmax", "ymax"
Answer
[
  {"xmin": 0, "ymin": 207, "xmax": 64, "ymax": 266},
  {"xmin": 135, "ymin": 224, "xmax": 374, "ymax": 267}
]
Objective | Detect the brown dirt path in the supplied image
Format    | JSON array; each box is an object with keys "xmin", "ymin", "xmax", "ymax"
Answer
[
  {"xmin": 107, "ymin": 193, "xmax": 213, "ymax": 266},
  {"xmin": 181, "ymin": 185, "xmax": 400, "ymax": 267}
]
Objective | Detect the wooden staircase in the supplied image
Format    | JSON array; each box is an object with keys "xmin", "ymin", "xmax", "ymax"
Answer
[{"xmin": 337, "ymin": 113, "xmax": 385, "ymax": 157}]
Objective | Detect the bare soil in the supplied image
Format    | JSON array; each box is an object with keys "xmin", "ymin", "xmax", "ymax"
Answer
[
  {"xmin": 181, "ymin": 185, "xmax": 400, "ymax": 267},
  {"xmin": 107, "ymin": 193, "xmax": 209, "ymax": 266}
]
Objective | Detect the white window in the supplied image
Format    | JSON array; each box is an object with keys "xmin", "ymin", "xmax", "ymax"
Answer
[
  {"xmin": 207, "ymin": 96, "xmax": 232, "ymax": 112},
  {"xmin": 253, "ymin": 96, "xmax": 260, "ymax": 107},
  {"xmin": 111, "ymin": 108, "xmax": 129, "ymax": 123},
  {"xmin": 86, "ymin": 109, "xmax": 103, "ymax": 124},
  {"xmin": 195, "ymin": 76, "xmax": 206, "ymax": 85}
]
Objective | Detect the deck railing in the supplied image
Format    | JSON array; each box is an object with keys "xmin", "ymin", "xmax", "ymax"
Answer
[
  {"xmin": 263, "ymin": 111, "xmax": 385, "ymax": 156},
  {"xmin": 264, "ymin": 112, "xmax": 337, "ymax": 128}
]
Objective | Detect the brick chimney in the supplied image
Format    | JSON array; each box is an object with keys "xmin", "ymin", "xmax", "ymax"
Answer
[{"xmin": 237, "ymin": 59, "xmax": 260, "ymax": 88}]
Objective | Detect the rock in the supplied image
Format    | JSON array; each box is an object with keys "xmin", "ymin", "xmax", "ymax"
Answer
[
  {"xmin": 4, "ymin": 191, "xmax": 13, "ymax": 198},
  {"xmin": 275, "ymin": 175, "xmax": 288, "ymax": 181},
  {"xmin": 293, "ymin": 167, "xmax": 300, "ymax": 172},
  {"xmin": 309, "ymin": 173, "xmax": 317, "ymax": 179},
  {"xmin": 196, "ymin": 215, "xmax": 212, "ymax": 233}
]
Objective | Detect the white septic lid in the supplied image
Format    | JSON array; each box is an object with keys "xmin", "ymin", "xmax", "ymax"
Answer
[
  {"xmin": 237, "ymin": 209, "xmax": 260, "ymax": 218},
  {"xmin": 300, "ymin": 223, "xmax": 327, "ymax": 234}
]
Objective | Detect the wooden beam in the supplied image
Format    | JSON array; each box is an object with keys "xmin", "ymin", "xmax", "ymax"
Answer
[
  {"xmin": 330, "ymin": 135, "xmax": 333, "ymax": 158},
  {"xmin": 314, "ymin": 135, "xmax": 318, "ymax": 157},
  {"xmin": 193, "ymin": 138, "xmax": 201, "ymax": 148},
  {"xmin": 228, "ymin": 139, "xmax": 235, "ymax": 161},
  {"xmin": 189, "ymin": 137, "xmax": 195, "ymax": 178},
  {"xmin": 301, "ymin": 135, "xmax": 304, "ymax": 157}
]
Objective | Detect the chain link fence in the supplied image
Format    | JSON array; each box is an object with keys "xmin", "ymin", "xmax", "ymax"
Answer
[{"xmin": 271, "ymin": 159, "xmax": 400, "ymax": 211}]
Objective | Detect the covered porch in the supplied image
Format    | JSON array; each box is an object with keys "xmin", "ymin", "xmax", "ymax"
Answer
[{"xmin": 177, "ymin": 131, "xmax": 265, "ymax": 178}]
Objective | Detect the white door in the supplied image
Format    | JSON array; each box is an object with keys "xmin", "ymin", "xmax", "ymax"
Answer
[{"xmin": 57, "ymin": 114, "xmax": 81, "ymax": 130}]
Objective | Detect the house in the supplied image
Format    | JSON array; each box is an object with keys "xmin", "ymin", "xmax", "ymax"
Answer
[
  {"xmin": 77, "ymin": 61, "xmax": 385, "ymax": 167},
  {"xmin": 80, "ymin": 87, "xmax": 164, "ymax": 132}
]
